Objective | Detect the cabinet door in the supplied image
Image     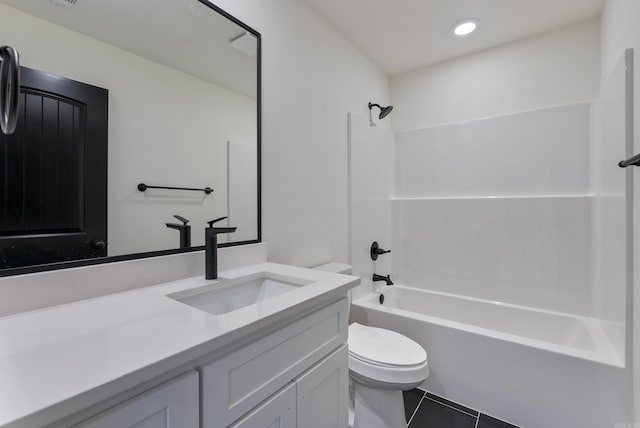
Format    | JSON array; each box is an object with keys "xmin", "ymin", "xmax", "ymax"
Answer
[
  {"xmin": 73, "ymin": 372, "xmax": 198, "ymax": 428},
  {"xmin": 201, "ymin": 299, "xmax": 348, "ymax": 428},
  {"xmin": 295, "ymin": 345, "xmax": 348, "ymax": 428},
  {"xmin": 229, "ymin": 383, "xmax": 296, "ymax": 428}
]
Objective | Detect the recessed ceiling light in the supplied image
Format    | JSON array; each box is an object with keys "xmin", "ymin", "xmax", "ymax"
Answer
[{"xmin": 453, "ymin": 20, "xmax": 478, "ymax": 36}]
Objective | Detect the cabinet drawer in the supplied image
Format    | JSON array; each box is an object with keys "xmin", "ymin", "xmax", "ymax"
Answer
[
  {"xmin": 228, "ymin": 383, "xmax": 296, "ymax": 428},
  {"xmin": 73, "ymin": 371, "xmax": 198, "ymax": 428},
  {"xmin": 201, "ymin": 298, "xmax": 348, "ymax": 428}
]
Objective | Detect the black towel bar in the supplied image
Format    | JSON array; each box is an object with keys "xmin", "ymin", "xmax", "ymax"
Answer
[{"xmin": 137, "ymin": 183, "xmax": 213, "ymax": 195}]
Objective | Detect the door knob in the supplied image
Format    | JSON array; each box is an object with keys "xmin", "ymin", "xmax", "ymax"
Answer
[{"xmin": 91, "ymin": 240, "xmax": 106, "ymax": 250}]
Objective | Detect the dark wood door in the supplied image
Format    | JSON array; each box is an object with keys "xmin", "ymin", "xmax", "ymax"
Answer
[{"xmin": 0, "ymin": 67, "xmax": 108, "ymax": 270}]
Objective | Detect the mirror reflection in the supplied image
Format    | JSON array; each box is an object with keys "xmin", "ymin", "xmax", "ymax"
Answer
[{"xmin": 0, "ymin": 0, "xmax": 260, "ymax": 271}]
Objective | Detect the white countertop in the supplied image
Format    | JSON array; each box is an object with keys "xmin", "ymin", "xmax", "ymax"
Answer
[{"xmin": 0, "ymin": 262, "xmax": 359, "ymax": 428}]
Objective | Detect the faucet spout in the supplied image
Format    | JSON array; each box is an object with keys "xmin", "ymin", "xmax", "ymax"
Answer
[
  {"xmin": 205, "ymin": 216, "xmax": 236, "ymax": 280},
  {"xmin": 211, "ymin": 227, "xmax": 237, "ymax": 234},
  {"xmin": 165, "ymin": 215, "xmax": 191, "ymax": 248},
  {"xmin": 372, "ymin": 273, "xmax": 393, "ymax": 286}
]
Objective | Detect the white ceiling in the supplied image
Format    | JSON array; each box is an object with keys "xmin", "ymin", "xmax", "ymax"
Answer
[
  {"xmin": 0, "ymin": 0, "xmax": 258, "ymax": 98},
  {"xmin": 301, "ymin": 0, "xmax": 605, "ymax": 76}
]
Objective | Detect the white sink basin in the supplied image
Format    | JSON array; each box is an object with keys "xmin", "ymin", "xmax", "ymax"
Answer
[{"xmin": 168, "ymin": 272, "xmax": 313, "ymax": 315}]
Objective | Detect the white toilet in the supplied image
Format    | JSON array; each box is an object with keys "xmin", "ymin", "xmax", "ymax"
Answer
[
  {"xmin": 313, "ymin": 263, "xmax": 429, "ymax": 428},
  {"xmin": 348, "ymin": 323, "xmax": 428, "ymax": 428}
]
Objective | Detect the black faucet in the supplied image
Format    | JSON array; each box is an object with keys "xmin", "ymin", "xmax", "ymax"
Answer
[
  {"xmin": 166, "ymin": 215, "xmax": 191, "ymax": 249},
  {"xmin": 372, "ymin": 273, "xmax": 393, "ymax": 285},
  {"xmin": 205, "ymin": 216, "xmax": 237, "ymax": 280}
]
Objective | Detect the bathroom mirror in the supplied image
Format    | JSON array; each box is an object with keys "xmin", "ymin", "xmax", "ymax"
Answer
[{"xmin": 0, "ymin": 0, "xmax": 260, "ymax": 275}]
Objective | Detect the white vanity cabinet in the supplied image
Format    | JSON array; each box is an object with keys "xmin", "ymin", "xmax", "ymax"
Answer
[
  {"xmin": 0, "ymin": 262, "xmax": 359, "ymax": 428},
  {"xmin": 227, "ymin": 345, "xmax": 348, "ymax": 428},
  {"xmin": 295, "ymin": 345, "xmax": 348, "ymax": 428},
  {"xmin": 73, "ymin": 371, "xmax": 199, "ymax": 428},
  {"xmin": 201, "ymin": 298, "xmax": 349, "ymax": 428},
  {"xmin": 229, "ymin": 383, "xmax": 296, "ymax": 428},
  {"xmin": 49, "ymin": 297, "xmax": 349, "ymax": 428}
]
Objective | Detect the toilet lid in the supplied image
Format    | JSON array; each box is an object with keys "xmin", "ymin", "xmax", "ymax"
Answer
[{"xmin": 348, "ymin": 323, "xmax": 427, "ymax": 367}]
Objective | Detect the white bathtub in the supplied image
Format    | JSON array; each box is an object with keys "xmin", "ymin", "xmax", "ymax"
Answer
[{"xmin": 350, "ymin": 285, "xmax": 633, "ymax": 428}]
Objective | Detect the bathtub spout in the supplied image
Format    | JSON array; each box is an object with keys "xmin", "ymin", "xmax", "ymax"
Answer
[{"xmin": 372, "ymin": 273, "xmax": 393, "ymax": 285}]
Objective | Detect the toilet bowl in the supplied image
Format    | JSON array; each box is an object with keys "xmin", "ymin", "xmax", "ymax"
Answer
[
  {"xmin": 312, "ymin": 263, "xmax": 429, "ymax": 428},
  {"xmin": 348, "ymin": 323, "xmax": 428, "ymax": 428}
]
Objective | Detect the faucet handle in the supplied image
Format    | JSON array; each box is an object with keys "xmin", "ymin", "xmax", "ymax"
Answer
[
  {"xmin": 370, "ymin": 241, "xmax": 391, "ymax": 260},
  {"xmin": 174, "ymin": 214, "xmax": 189, "ymax": 225},
  {"xmin": 207, "ymin": 216, "xmax": 228, "ymax": 227}
]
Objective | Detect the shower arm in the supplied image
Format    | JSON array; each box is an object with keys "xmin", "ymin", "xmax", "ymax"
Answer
[{"xmin": 0, "ymin": 45, "xmax": 20, "ymax": 135}]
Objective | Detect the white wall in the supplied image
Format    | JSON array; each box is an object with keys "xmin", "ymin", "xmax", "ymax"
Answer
[
  {"xmin": 228, "ymin": 141, "xmax": 258, "ymax": 242},
  {"xmin": 391, "ymin": 19, "xmax": 600, "ymax": 131},
  {"xmin": 601, "ymin": 1, "xmax": 640, "ymax": 80},
  {"xmin": 0, "ymin": 5, "xmax": 257, "ymax": 256},
  {"xmin": 347, "ymin": 113, "xmax": 394, "ymax": 302},
  {"xmin": 209, "ymin": 0, "xmax": 390, "ymax": 267},
  {"xmin": 600, "ymin": 0, "xmax": 640, "ymax": 422}
]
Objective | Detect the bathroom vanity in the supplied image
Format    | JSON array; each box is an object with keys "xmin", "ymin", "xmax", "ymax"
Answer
[
  {"xmin": 0, "ymin": 0, "xmax": 359, "ymax": 426},
  {"xmin": 0, "ymin": 263, "xmax": 358, "ymax": 428}
]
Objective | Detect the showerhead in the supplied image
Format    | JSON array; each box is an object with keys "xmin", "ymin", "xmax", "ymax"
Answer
[
  {"xmin": 379, "ymin": 105, "xmax": 393, "ymax": 119},
  {"xmin": 368, "ymin": 102, "xmax": 393, "ymax": 120}
]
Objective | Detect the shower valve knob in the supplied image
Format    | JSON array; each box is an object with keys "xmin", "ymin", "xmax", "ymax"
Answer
[{"xmin": 370, "ymin": 241, "xmax": 391, "ymax": 261}]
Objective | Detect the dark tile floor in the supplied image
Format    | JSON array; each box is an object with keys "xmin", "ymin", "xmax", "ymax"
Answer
[{"xmin": 404, "ymin": 389, "xmax": 522, "ymax": 428}]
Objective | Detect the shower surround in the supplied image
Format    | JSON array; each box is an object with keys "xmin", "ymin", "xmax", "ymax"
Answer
[
  {"xmin": 393, "ymin": 103, "xmax": 597, "ymax": 316},
  {"xmin": 347, "ymin": 52, "xmax": 634, "ymax": 428}
]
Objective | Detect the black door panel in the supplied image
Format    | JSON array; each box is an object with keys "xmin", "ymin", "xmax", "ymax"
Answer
[{"xmin": 0, "ymin": 67, "xmax": 108, "ymax": 269}]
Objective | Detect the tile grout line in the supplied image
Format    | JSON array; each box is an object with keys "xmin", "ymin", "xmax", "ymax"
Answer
[
  {"xmin": 407, "ymin": 390, "xmax": 427, "ymax": 427},
  {"xmin": 411, "ymin": 389, "xmax": 520, "ymax": 428},
  {"xmin": 423, "ymin": 395, "xmax": 478, "ymax": 419},
  {"xmin": 421, "ymin": 389, "xmax": 478, "ymax": 418},
  {"xmin": 478, "ymin": 411, "xmax": 521, "ymax": 428}
]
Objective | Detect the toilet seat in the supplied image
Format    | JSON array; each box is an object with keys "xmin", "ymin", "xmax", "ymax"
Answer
[
  {"xmin": 312, "ymin": 265, "xmax": 428, "ymax": 428},
  {"xmin": 348, "ymin": 323, "xmax": 429, "ymax": 388}
]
